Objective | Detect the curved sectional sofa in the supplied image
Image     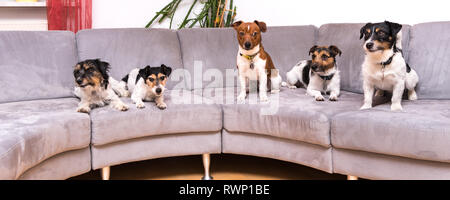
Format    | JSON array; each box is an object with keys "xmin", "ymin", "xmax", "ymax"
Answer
[{"xmin": 1, "ymin": 21, "xmax": 450, "ymax": 180}]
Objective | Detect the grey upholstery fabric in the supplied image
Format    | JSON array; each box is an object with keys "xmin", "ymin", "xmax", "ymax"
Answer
[
  {"xmin": 18, "ymin": 148, "xmax": 90, "ymax": 180},
  {"xmin": 90, "ymin": 90, "xmax": 222, "ymax": 146},
  {"xmin": 331, "ymin": 100, "xmax": 450, "ymax": 163},
  {"xmin": 333, "ymin": 148, "xmax": 450, "ymax": 180},
  {"xmin": 76, "ymin": 28, "xmax": 185, "ymax": 89},
  {"xmin": 317, "ymin": 24, "xmax": 410, "ymax": 93},
  {"xmin": 0, "ymin": 98, "xmax": 90, "ymax": 179},
  {"xmin": 408, "ymin": 22, "xmax": 450, "ymax": 99},
  {"xmin": 222, "ymin": 88, "xmax": 370, "ymax": 147},
  {"xmin": 178, "ymin": 26, "xmax": 317, "ymax": 89},
  {"xmin": 91, "ymin": 131, "xmax": 221, "ymax": 170},
  {"xmin": 177, "ymin": 28, "xmax": 237, "ymax": 89},
  {"xmin": 223, "ymin": 129, "xmax": 332, "ymax": 173},
  {"xmin": 0, "ymin": 31, "xmax": 77, "ymax": 103}
]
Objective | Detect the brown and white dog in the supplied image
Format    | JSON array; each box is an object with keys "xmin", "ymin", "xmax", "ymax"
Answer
[{"xmin": 232, "ymin": 20, "xmax": 282, "ymax": 102}]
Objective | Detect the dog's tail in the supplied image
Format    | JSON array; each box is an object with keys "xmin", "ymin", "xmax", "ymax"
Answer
[{"xmin": 281, "ymin": 81, "xmax": 288, "ymax": 87}]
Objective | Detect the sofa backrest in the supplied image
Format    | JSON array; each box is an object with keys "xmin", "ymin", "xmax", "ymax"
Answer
[
  {"xmin": 177, "ymin": 26, "xmax": 317, "ymax": 90},
  {"xmin": 408, "ymin": 22, "xmax": 450, "ymax": 99},
  {"xmin": 0, "ymin": 31, "xmax": 77, "ymax": 103},
  {"xmin": 317, "ymin": 23, "xmax": 411, "ymax": 94},
  {"xmin": 76, "ymin": 28, "xmax": 184, "ymax": 90}
]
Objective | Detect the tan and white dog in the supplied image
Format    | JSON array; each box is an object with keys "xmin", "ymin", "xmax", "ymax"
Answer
[{"xmin": 232, "ymin": 20, "xmax": 282, "ymax": 102}]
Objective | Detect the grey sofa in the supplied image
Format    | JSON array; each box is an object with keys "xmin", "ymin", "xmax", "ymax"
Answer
[{"xmin": 0, "ymin": 21, "xmax": 449, "ymax": 180}]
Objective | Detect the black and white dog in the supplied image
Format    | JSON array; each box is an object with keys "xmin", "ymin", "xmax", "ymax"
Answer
[
  {"xmin": 73, "ymin": 59, "xmax": 129, "ymax": 113},
  {"xmin": 284, "ymin": 45, "xmax": 342, "ymax": 101},
  {"xmin": 115, "ymin": 64, "xmax": 172, "ymax": 109},
  {"xmin": 360, "ymin": 21, "xmax": 419, "ymax": 111}
]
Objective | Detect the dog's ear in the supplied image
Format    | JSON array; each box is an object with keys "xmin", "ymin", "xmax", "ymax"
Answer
[
  {"xmin": 96, "ymin": 59, "xmax": 110, "ymax": 89},
  {"xmin": 309, "ymin": 45, "xmax": 318, "ymax": 55},
  {"xmin": 254, "ymin": 20, "xmax": 267, "ymax": 32},
  {"xmin": 161, "ymin": 64, "xmax": 172, "ymax": 77},
  {"xmin": 329, "ymin": 45, "xmax": 342, "ymax": 57},
  {"xmin": 360, "ymin": 23, "xmax": 372, "ymax": 40},
  {"xmin": 385, "ymin": 21, "xmax": 402, "ymax": 37},
  {"xmin": 137, "ymin": 65, "xmax": 150, "ymax": 84},
  {"xmin": 232, "ymin": 21, "xmax": 243, "ymax": 31}
]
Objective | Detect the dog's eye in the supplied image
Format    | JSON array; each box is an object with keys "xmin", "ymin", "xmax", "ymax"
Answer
[
  {"xmin": 312, "ymin": 55, "xmax": 316, "ymax": 59},
  {"xmin": 252, "ymin": 32, "xmax": 257, "ymax": 37},
  {"xmin": 160, "ymin": 76, "xmax": 165, "ymax": 81},
  {"xmin": 148, "ymin": 77, "xmax": 155, "ymax": 82},
  {"xmin": 239, "ymin": 31, "xmax": 244, "ymax": 36}
]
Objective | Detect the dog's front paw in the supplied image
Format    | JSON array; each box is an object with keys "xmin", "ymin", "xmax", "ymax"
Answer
[
  {"xmin": 391, "ymin": 103, "xmax": 403, "ymax": 111},
  {"xmin": 136, "ymin": 102, "xmax": 146, "ymax": 109},
  {"xmin": 157, "ymin": 102, "xmax": 167, "ymax": 110},
  {"xmin": 114, "ymin": 103, "xmax": 129, "ymax": 111},
  {"xmin": 270, "ymin": 89, "xmax": 280, "ymax": 94},
  {"xmin": 329, "ymin": 95, "xmax": 338, "ymax": 101},
  {"xmin": 315, "ymin": 95, "xmax": 325, "ymax": 101},
  {"xmin": 260, "ymin": 95, "xmax": 269, "ymax": 102},
  {"xmin": 76, "ymin": 106, "xmax": 91, "ymax": 113},
  {"xmin": 237, "ymin": 93, "xmax": 246, "ymax": 102},
  {"xmin": 288, "ymin": 85, "xmax": 297, "ymax": 89},
  {"xmin": 360, "ymin": 104, "xmax": 372, "ymax": 110}
]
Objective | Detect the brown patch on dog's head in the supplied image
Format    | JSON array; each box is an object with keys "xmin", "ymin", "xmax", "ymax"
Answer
[
  {"xmin": 308, "ymin": 45, "xmax": 341, "ymax": 72},
  {"xmin": 360, "ymin": 21, "xmax": 402, "ymax": 52},
  {"xmin": 232, "ymin": 20, "xmax": 267, "ymax": 51},
  {"xmin": 74, "ymin": 59, "xmax": 110, "ymax": 89},
  {"xmin": 138, "ymin": 64, "xmax": 172, "ymax": 96}
]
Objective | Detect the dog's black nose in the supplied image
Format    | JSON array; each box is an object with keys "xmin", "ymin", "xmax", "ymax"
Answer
[
  {"xmin": 244, "ymin": 42, "xmax": 251, "ymax": 49},
  {"xmin": 366, "ymin": 42, "xmax": 374, "ymax": 49},
  {"xmin": 155, "ymin": 88, "xmax": 162, "ymax": 94}
]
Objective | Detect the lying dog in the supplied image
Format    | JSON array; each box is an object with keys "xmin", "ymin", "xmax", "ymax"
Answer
[
  {"xmin": 73, "ymin": 59, "xmax": 129, "ymax": 113},
  {"xmin": 284, "ymin": 45, "xmax": 342, "ymax": 101},
  {"xmin": 116, "ymin": 64, "xmax": 172, "ymax": 109},
  {"xmin": 232, "ymin": 20, "xmax": 282, "ymax": 102},
  {"xmin": 360, "ymin": 21, "xmax": 419, "ymax": 111}
]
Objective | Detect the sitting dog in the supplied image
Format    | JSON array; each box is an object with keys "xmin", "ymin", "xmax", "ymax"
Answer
[
  {"xmin": 117, "ymin": 64, "xmax": 172, "ymax": 109},
  {"xmin": 360, "ymin": 21, "xmax": 419, "ymax": 111},
  {"xmin": 73, "ymin": 59, "xmax": 129, "ymax": 113},
  {"xmin": 284, "ymin": 45, "xmax": 342, "ymax": 101},
  {"xmin": 232, "ymin": 20, "xmax": 282, "ymax": 102}
]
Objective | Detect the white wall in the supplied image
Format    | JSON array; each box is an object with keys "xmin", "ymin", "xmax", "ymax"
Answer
[{"xmin": 93, "ymin": 0, "xmax": 450, "ymax": 29}]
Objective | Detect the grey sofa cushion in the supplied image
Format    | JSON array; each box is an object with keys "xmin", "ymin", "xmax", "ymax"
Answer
[
  {"xmin": 331, "ymin": 100, "xmax": 450, "ymax": 163},
  {"xmin": 0, "ymin": 98, "xmax": 90, "ymax": 179},
  {"xmin": 89, "ymin": 90, "xmax": 222, "ymax": 146},
  {"xmin": 220, "ymin": 88, "xmax": 367, "ymax": 147},
  {"xmin": 0, "ymin": 31, "xmax": 78, "ymax": 103},
  {"xmin": 76, "ymin": 28, "xmax": 185, "ymax": 89},
  {"xmin": 317, "ymin": 23, "xmax": 410, "ymax": 93},
  {"xmin": 178, "ymin": 26, "xmax": 317, "ymax": 89},
  {"xmin": 408, "ymin": 22, "xmax": 450, "ymax": 99}
]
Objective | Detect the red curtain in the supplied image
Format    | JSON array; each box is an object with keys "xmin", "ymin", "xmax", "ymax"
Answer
[{"xmin": 47, "ymin": 0, "xmax": 92, "ymax": 33}]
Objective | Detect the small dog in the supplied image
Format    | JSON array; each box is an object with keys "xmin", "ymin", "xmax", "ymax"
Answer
[
  {"xmin": 232, "ymin": 20, "xmax": 282, "ymax": 102},
  {"xmin": 73, "ymin": 59, "xmax": 129, "ymax": 113},
  {"xmin": 360, "ymin": 21, "xmax": 419, "ymax": 111},
  {"xmin": 284, "ymin": 45, "xmax": 342, "ymax": 101},
  {"xmin": 117, "ymin": 64, "xmax": 172, "ymax": 109}
]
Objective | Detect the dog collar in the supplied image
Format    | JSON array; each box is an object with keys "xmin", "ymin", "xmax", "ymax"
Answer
[
  {"xmin": 380, "ymin": 53, "xmax": 395, "ymax": 67},
  {"xmin": 240, "ymin": 52, "xmax": 259, "ymax": 69},
  {"xmin": 318, "ymin": 73, "xmax": 335, "ymax": 81}
]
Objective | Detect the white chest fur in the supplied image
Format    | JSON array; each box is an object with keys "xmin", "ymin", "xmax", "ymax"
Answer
[
  {"xmin": 237, "ymin": 45, "xmax": 267, "ymax": 80},
  {"xmin": 362, "ymin": 53, "xmax": 406, "ymax": 91}
]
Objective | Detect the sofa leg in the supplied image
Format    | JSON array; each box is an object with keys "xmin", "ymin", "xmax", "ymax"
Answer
[
  {"xmin": 201, "ymin": 154, "xmax": 213, "ymax": 180},
  {"xmin": 101, "ymin": 166, "xmax": 110, "ymax": 180},
  {"xmin": 347, "ymin": 175, "xmax": 358, "ymax": 180}
]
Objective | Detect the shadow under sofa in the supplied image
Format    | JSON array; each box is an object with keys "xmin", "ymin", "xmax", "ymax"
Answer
[{"xmin": 0, "ymin": 21, "xmax": 450, "ymax": 180}]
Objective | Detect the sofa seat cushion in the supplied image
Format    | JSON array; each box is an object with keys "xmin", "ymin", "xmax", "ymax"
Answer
[
  {"xmin": 0, "ymin": 98, "xmax": 90, "ymax": 179},
  {"xmin": 213, "ymin": 88, "xmax": 368, "ymax": 147},
  {"xmin": 331, "ymin": 100, "xmax": 450, "ymax": 163},
  {"xmin": 89, "ymin": 90, "xmax": 223, "ymax": 146}
]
